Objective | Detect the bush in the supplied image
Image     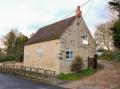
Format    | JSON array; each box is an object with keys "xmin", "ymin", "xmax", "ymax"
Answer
[
  {"xmin": 71, "ymin": 56, "xmax": 83, "ymax": 73},
  {"xmin": 0, "ymin": 52, "xmax": 24, "ymax": 62},
  {"xmin": 99, "ymin": 52, "xmax": 115, "ymax": 61},
  {"xmin": 99, "ymin": 51, "xmax": 120, "ymax": 62},
  {"xmin": 0, "ymin": 54, "xmax": 14, "ymax": 62},
  {"xmin": 114, "ymin": 51, "xmax": 120, "ymax": 62},
  {"xmin": 15, "ymin": 52, "xmax": 24, "ymax": 62}
]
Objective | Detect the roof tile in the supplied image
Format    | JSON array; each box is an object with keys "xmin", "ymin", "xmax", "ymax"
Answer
[{"xmin": 25, "ymin": 16, "xmax": 76, "ymax": 45}]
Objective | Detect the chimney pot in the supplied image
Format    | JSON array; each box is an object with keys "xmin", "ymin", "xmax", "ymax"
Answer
[{"xmin": 76, "ymin": 6, "xmax": 82, "ymax": 18}]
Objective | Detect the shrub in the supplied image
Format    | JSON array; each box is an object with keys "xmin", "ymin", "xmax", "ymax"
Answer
[
  {"xmin": 114, "ymin": 51, "xmax": 120, "ymax": 62},
  {"xmin": 0, "ymin": 54, "xmax": 15, "ymax": 62},
  {"xmin": 15, "ymin": 52, "xmax": 24, "ymax": 62},
  {"xmin": 71, "ymin": 56, "xmax": 83, "ymax": 73},
  {"xmin": 0, "ymin": 52, "xmax": 24, "ymax": 62},
  {"xmin": 99, "ymin": 51, "xmax": 120, "ymax": 62},
  {"xmin": 99, "ymin": 52, "xmax": 115, "ymax": 61}
]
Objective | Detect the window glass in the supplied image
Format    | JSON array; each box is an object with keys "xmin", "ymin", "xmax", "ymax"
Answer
[
  {"xmin": 70, "ymin": 51, "xmax": 74, "ymax": 59},
  {"xmin": 66, "ymin": 50, "xmax": 74, "ymax": 60},
  {"xmin": 82, "ymin": 34, "xmax": 88, "ymax": 45},
  {"xmin": 66, "ymin": 51, "xmax": 69, "ymax": 59}
]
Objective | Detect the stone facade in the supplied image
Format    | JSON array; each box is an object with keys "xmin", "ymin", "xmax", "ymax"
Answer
[
  {"xmin": 24, "ymin": 40, "xmax": 60, "ymax": 74},
  {"xmin": 24, "ymin": 17, "xmax": 96, "ymax": 75},
  {"xmin": 59, "ymin": 18, "xmax": 96, "ymax": 74}
]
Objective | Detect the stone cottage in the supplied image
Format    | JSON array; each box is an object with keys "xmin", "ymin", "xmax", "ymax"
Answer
[{"xmin": 24, "ymin": 6, "xmax": 96, "ymax": 75}]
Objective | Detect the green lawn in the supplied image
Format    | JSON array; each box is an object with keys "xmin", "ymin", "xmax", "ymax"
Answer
[
  {"xmin": 113, "ymin": 85, "xmax": 120, "ymax": 89},
  {"xmin": 58, "ymin": 69, "xmax": 96, "ymax": 81}
]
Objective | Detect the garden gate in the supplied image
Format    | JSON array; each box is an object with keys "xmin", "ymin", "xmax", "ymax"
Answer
[{"xmin": 88, "ymin": 54, "xmax": 97, "ymax": 69}]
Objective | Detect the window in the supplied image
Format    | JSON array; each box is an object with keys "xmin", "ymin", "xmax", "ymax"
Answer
[
  {"xmin": 82, "ymin": 34, "xmax": 88, "ymax": 45},
  {"xmin": 36, "ymin": 49, "xmax": 43, "ymax": 59},
  {"xmin": 25, "ymin": 53, "xmax": 30, "ymax": 60},
  {"xmin": 66, "ymin": 50, "xmax": 74, "ymax": 60}
]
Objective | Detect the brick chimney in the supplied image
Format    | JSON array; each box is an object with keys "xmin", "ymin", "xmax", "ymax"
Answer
[{"xmin": 76, "ymin": 6, "xmax": 82, "ymax": 18}]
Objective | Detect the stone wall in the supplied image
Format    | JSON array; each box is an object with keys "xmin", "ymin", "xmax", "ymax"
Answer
[
  {"xmin": 24, "ymin": 40, "xmax": 60, "ymax": 74},
  {"xmin": 59, "ymin": 17, "xmax": 96, "ymax": 74},
  {"xmin": 24, "ymin": 17, "xmax": 96, "ymax": 75}
]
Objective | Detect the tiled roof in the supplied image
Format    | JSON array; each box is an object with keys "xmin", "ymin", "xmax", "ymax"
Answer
[{"xmin": 25, "ymin": 16, "xmax": 76, "ymax": 45}]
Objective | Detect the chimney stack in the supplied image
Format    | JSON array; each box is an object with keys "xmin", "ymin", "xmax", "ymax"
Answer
[{"xmin": 76, "ymin": 6, "xmax": 82, "ymax": 18}]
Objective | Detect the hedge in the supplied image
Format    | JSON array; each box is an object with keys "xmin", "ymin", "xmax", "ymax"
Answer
[
  {"xmin": 99, "ymin": 51, "xmax": 120, "ymax": 62},
  {"xmin": 0, "ymin": 52, "xmax": 23, "ymax": 62}
]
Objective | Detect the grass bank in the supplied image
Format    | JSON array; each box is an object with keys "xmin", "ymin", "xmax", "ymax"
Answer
[
  {"xmin": 113, "ymin": 85, "xmax": 120, "ymax": 89},
  {"xmin": 58, "ymin": 69, "xmax": 96, "ymax": 81}
]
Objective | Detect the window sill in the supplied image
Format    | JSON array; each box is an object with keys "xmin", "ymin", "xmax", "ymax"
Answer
[{"xmin": 66, "ymin": 59, "xmax": 74, "ymax": 61}]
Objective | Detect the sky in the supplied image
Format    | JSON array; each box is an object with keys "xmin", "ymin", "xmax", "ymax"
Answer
[{"xmin": 0, "ymin": 0, "xmax": 113, "ymax": 47}]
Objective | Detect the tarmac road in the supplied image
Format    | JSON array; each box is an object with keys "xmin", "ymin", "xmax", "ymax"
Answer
[{"xmin": 0, "ymin": 73, "xmax": 64, "ymax": 89}]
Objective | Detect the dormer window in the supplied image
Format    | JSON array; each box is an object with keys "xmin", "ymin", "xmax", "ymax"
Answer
[{"xmin": 82, "ymin": 34, "xmax": 88, "ymax": 46}]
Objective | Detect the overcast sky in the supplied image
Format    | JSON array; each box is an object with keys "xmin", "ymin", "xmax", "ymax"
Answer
[{"xmin": 0, "ymin": 0, "xmax": 112, "ymax": 39}]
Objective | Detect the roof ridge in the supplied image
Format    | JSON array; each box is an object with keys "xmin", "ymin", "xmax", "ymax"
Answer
[{"xmin": 38, "ymin": 16, "xmax": 75, "ymax": 31}]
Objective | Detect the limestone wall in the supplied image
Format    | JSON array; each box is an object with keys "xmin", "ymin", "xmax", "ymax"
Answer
[
  {"xmin": 59, "ymin": 17, "xmax": 96, "ymax": 73},
  {"xmin": 24, "ymin": 40, "xmax": 60, "ymax": 74}
]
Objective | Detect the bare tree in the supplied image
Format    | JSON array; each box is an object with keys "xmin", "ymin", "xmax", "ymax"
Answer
[{"xmin": 95, "ymin": 22, "xmax": 115, "ymax": 52}]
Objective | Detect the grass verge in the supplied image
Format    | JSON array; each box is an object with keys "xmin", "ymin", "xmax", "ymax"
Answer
[
  {"xmin": 57, "ymin": 69, "xmax": 96, "ymax": 81},
  {"xmin": 113, "ymin": 85, "xmax": 120, "ymax": 89}
]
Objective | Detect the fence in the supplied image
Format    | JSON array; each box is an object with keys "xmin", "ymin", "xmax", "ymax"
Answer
[{"xmin": 0, "ymin": 65, "xmax": 56, "ymax": 81}]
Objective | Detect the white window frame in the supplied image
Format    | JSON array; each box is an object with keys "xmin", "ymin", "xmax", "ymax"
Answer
[
  {"xmin": 66, "ymin": 49, "xmax": 74, "ymax": 60},
  {"xmin": 25, "ymin": 53, "xmax": 30, "ymax": 60},
  {"xmin": 36, "ymin": 48, "xmax": 43, "ymax": 59},
  {"xmin": 82, "ymin": 34, "xmax": 88, "ymax": 46}
]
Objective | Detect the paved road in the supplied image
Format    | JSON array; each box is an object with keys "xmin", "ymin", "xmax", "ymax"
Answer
[{"xmin": 0, "ymin": 73, "xmax": 64, "ymax": 89}]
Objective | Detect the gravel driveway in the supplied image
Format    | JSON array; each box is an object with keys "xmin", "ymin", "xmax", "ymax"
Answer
[{"xmin": 62, "ymin": 60, "xmax": 120, "ymax": 89}]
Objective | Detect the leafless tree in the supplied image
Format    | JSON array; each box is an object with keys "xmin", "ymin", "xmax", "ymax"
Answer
[{"xmin": 95, "ymin": 22, "xmax": 115, "ymax": 52}]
